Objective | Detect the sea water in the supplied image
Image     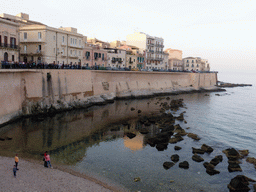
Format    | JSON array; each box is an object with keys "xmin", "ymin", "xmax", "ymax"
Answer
[{"xmin": 0, "ymin": 70, "xmax": 255, "ymax": 192}]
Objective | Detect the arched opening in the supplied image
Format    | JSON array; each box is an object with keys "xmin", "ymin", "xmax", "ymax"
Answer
[
  {"xmin": 4, "ymin": 52, "xmax": 8, "ymax": 61},
  {"xmin": 24, "ymin": 56, "xmax": 27, "ymax": 63}
]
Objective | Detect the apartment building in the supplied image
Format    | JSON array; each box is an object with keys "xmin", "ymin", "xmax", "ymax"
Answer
[
  {"xmin": 0, "ymin": 18, "xmax": 19, "ymax": 63},
  {"xmin": 83, "ymin": 44, "xmax": 108, "ymax": 67},
  {"xmin": 119, "ymin": 45, "xmax": 145, "ymax": 69},
  {"xmin": 163, "ymin": 52, "xmax": 169, "ymax": 70},
  {"xmin": 87, "ymin": 38, "xmax": 110, "ymax": 48},
  {"xmin": 104, "ymin": 48, "xmax": 126, "ymax": 68},
  {"xmin": 19, "ymin": 25, "xmax": 85, "ymax": 64},
  {"xmin": 126, "ymin": 32, "xmax": 164, "ymax": 70},
  {"xmin": 200, "ymin": 59, "xmax": 210, "ymax": 71},
  {"xmin": 164, "ymin": 48, "xmax": 183, "ymax": 71}
]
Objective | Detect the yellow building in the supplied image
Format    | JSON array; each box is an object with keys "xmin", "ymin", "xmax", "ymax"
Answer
[
  {"xmin": 0, "ymin": 17, "xmax": 19, "ymax": 64},
  {"xmin": 87, "ymin": 38, "xmax": 110, "ymax": 49},
  {"xmin": 19, "ymin": 25, "xmax": 85, "ymax": 65},
  {"xmin": 164, "ymin": 48, "xmax": 182, "ymax": 60}
]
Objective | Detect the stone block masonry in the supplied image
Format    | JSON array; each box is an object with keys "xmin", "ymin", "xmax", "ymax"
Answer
[{"xmin": 0, "ymin": 69, "xmax": 219, "ymax": 126}]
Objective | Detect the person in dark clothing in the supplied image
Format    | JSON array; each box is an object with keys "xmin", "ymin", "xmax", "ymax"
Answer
[
  {"xmin": 13, "ymin": 165, "xmax": 17, "ymax": 178},
  {"xmin": 43, "ymin": 151, "xmax": 48, "ymax": 167}
]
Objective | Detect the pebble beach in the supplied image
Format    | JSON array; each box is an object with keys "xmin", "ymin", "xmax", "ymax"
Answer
[{"xmin": 0, "ymin": 156, "xmax": 119, "ymax": 192}]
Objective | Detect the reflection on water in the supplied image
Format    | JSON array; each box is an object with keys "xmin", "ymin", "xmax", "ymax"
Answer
[{"xmin": 1, "ymin": 90, "xmax": 256, "ymax": 192}]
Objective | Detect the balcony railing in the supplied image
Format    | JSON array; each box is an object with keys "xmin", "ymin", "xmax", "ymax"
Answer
[
  {"xmin": 20, "ymin": 50, "xmax": 43, "ymax": 55},
  {"xmin": 0, "ymin": 43, "xmax": 19, "ymax": 49}
]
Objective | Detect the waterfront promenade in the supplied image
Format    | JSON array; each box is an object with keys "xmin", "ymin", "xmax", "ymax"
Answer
[{"xmin": 0, "ymin": 156, "xmax": 120, "ymax": 191}]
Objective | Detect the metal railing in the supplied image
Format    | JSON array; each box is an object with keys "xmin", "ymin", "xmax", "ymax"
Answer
[{"xmin": 0, "ymin": 43, "xmax": 19, "ymax": 49}]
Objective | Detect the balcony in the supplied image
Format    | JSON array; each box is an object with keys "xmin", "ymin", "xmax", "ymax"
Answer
[
  {"xmin": 0, "ymin": 43, "xmax": 19, "ymax": 50},
  {"xmin": 20, "ymin": 39, "xmax": 45, "ymax": 44},
  {"xmin": 148, "ymin": 50, "xmax": 154, "ymax": 53},
  {"xmin": 69, "ymin": 55, "xmax": 78, "ymax": 59},
  {"xmin": 129, "ymin": 61, "xmax": 133, "ymax": 64},
  {"xmin": 68, "ymin": 44, "xmax": 83, "ymax": 49},
  {"xmin": 20, "ymin": 50, "xmax": 43, "ymax": 56}
]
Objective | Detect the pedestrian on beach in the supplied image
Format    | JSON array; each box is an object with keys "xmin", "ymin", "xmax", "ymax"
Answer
[
  {"xmin": 13, "ymin": 165, "xmax": 17, "ymax": 178},
  {"xmin": 14, "ymin": 154, "xmax": 19, "ymax": 170},
  {"xmin": 43, "ymin": 151, "xmax": 48, "ymax": 167},
  {"xmin": 45, "ymin": 153, "xmax": 52, "ymax": 168}
]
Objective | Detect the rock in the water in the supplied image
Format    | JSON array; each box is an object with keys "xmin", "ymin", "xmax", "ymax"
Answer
[
  {"xmin": 192, "ymin": 147, "xmax": 205, "ymax": 154},
  {"xmin": 227, "ymin": 175, "xmax": 251, "ymax": 192},
  {"xmin": 179, "ymin": 161, "xmax": 189, "ymax": 169},
  {"xmin": 174, "ymin": 146, "xmax": 182, "ymax": 150},
  {"xmin": 134, "ymin": 177, "xmax": 141, "ymax": 182},
  {"xmin": 210, "ymin": 155, "xmax": 223, "ymax": 166},
  {"xmin": 203, "ymin": 162, "xmax": 220, "ymax": 176},
  {"xmin": 156, "ymin": 143, "xmax": 168, "ymax": 151},
  {"xmin": 187, "ymin": 133, "xmax": 200, "ymax": 140},
  {"xmin": 176, "ymin": 113, "xmax": 184, "ymax": 121},
  {"xmin": 131, "ymin": 107, "xmax": 135, "ymax": 111},
  {"xmin": 138, "ymin": 110, "xmax": 142, "ymax": 113},
  {"xmin": 126, "ymin": 132, "xmax": 136, "ymax": 139},
  {"xmin": 171, "ymin": 154, "xmax": 179, "ymax": 162},
  {"xmin": 139, "ymin": 128, "xmax": 149, "ymax": 134},
  {"xmin": 223, "ymin": 148, "xmax": 240, "ymax": 159},
  {"xmin": 239, "ymin": 149, "xmax": 249, "ymax": 158},
  {"xmin": 163, "ymin": 162, "xmax": 175, "ymax": 170},
  {"xmin": 228, "ymin": 162, "xmax": 242, "ymax": 172},
  {"xmin": 201, "ymin": 144, "xmax": 214, "ymax": 153},
  {"xmin": 192, "ymin": 154, "xmax": 204, "ymax": 162},
  {"xmin": 246, "ymin": 157, "xmax": 256, "ymax": 165}
]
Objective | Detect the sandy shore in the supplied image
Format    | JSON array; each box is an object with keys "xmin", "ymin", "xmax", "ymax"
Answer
[{"xmin": 0, "ymin": 156, "xmax": 123, "ymax": 192}]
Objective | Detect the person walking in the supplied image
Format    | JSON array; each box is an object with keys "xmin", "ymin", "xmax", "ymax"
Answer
[
  {"xmin": 45, "ymin": 153, "xmax": 52, "ymax": 168},
  {"xmin": 43, "ymin": 151, "xmax": 48, "ymax": 167},
  {"xmin": 13, "ymin": 165, "xmax": 17, "ymax": 178},
  {"xmin": 14, "ymin": 154, "xmax": 19, "ymax": 170}
]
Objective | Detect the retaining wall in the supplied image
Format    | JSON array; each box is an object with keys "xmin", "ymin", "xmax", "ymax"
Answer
[{"xmin": 0, "ymin": 69, "xmax": 218, "ymax": 126}]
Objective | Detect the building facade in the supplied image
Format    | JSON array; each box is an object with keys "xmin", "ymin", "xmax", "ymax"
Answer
[
  {"xmin": 104, "ymin": 48, "xmax": 126, "ymax": 68},
  {"xmin": 83, "ymin": 44, "xmax": 108, "ymax": 68},
  {"xmin": 126, "ymin": 32, "xmax": 164, "ymax": 70},
  {"xmin": 119, "ymin": 45, "xmax": 145, "ymax": 70},
  {"xmin": 0, "ymin": 18, "xmax": 19, "ymax": 63},
  {"xmin": 19, "ymin": 25, "xmax": 85, "ymax": 65},
  {"xmin": 169, "ymin": 59, "xmax": 183, "ymax": 71}
]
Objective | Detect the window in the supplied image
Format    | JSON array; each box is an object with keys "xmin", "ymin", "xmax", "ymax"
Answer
[
  {"xmin": 86, "ymin": 51, "xmax": 90, "ymax": 56},
  {"xmin": 24, "ymin": 45, "xmax": 27, "ymax": 52},
  {"xmin": 187, "ymin": 60, "xmax": 189, "ymax": 63},
  {"xmin": 79, "ymin": 40, "xmax": 81, "ymax": 46},
  {"xmin": 102, "ymin": 54, "xmax": 104, "ymax": 60},
  {"xmin": 53, "ymin": 35, "xmax": 55, "ymax": 41},
  {"xmin": 54, "ymin": 48, "xmax": 55, "ymax": 53},
  {"xmin": 75, "ymin": 50, "xmax": 77, "ymax": 56},
  {"xmin": 62, "ymin": 48, "xmax": 64, "ymax": 55},
  {"xmin": 38, "ymin": 32, "xmax": 42, "ymax": 39},
  {"xmin": 192, "ymin": 64, "xmax": 194, "ymax": 67},
  {"xmin": 75, "ymin": 39, "xmax": 77, "ymax": 45},
  {"xmin": 99, "ymin": 53, "xmax": 101, "ymax": 58},
  {"xmin": 70, "ymin": 50, "xmax": 72, "ymax": 55},
  {"xmin": 62, "ymin": 36, "xmax": 65, "ymax": 43},
  {"xmin": 192, "ymin": 60, "xmax": 194, "ymax": 63},
  {"xmin": 79, "ymin": 51, "xmax": 81, "ymax": 56},
  {"xmin": 24, "ymin": 32, "xmax": 27, "ymax": 40},
  {"xmin": 38, "ymin": 45, "xmax": 41, "ymax": 51},
  {"xmin": 12, "ymin": 55, "xmax": 14, "ymax": 61},
  {"xmin": 186, "ymin": 64, "xmax": 189, "ymax": 67}
]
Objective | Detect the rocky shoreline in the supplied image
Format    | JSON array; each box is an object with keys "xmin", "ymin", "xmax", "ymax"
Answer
[
  {"xmin": 125, "ymin": 98, "xmax": 256, "ymax": 191},
  {"xmin": 217, "ymin": 81, "xmax": 252, "ymax": 88},
  {"xmin": 0, "ymin": 86, "xmax": 225, "ymax": 128}
]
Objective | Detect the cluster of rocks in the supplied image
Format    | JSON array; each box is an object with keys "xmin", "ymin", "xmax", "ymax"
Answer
[
  {"xmin": 228, "ymin": 175, "xmax": 256, "ymax": 192},
  {"xmin": 125, "ymin": 96, "xmax": 256, "ymax": 191},
  {"xmin": 217, "ymin": 82, "xmax": 252, "ymax": 88}
]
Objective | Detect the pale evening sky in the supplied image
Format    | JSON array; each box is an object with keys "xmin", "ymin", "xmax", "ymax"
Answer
[{"xmin": 1, "ymin": 0, "xmax": 255, "ymax": 72}]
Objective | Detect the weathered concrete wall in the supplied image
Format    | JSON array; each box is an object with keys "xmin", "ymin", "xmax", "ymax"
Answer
[{"xmin": 0, "ymin": 69, "xmax": 218, "ymax": 126}]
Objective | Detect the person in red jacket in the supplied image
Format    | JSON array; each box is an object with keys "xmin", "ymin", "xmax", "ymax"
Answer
[
  {"xmin": 43, "ymin": 151, "xmax": 48, "ymax": 167},
  {"xmin": 45, "ymin": 153, "xmax": 52, "ymax": 168}
]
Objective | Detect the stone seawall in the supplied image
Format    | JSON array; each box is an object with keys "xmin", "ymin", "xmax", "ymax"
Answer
[{"xmin": 0, "ymin": 69, "xmax": 221, "ymax": 126}]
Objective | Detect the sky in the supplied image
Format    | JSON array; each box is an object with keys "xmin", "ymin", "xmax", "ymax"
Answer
[{"xmin": 1, "ymin": 0, "xmax": 255, "ymax": 72}]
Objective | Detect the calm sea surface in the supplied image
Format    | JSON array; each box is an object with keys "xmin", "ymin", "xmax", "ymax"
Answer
[{"xmin": 0, "ymin": 71, "xmax": 255, "ymax": 192}]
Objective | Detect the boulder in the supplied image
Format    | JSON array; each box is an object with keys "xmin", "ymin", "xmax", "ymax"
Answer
[
  {"xmin": 139, "ymin": 128, "xmax": 149, "ymax": 134},
  {"xmin": 210, "ymin": 156, "xmax": 223, "ymax": 166},
  {"xmin": 223, "ymin": 148, "xmax": 240, "ymax": 159},
  {"xmin": 187, "ymin": 133, "xmax": 200, "ymax": 140},
  {"xmin": 227, "ymin": 175, "xmax": 251, "ymax": 192},
  {"xmin": 246, "ymin": 157, "xmax": 256, "ymax": 165},
  {"xmin": 176, "ymin": 113, "xmax": 184, "ymax": 121},
  {"xmin": 131, "ymin": 107, "xmax": 135, "ymax": 111},
  {"xmin": 179, "ymin": 161, "xmax": 189, "ymax": 169},
  {"xmin": 192, "ymin": 147, "xmax": 205, "ymax": 154},
  {"xmin": 171, "ymin": 154, "xmax": 179, "ymax": 162},
  {"xmin": 156, "ymin": 143, "xmax": 168, "ymax": 151},
  {"xmin": 138, "ymin": 110, "xmax": 142, "ymax": 113},
  {"xmin": 203, "ymin": 162, "xmax": 220, "ymax": 176},
  {"xmin": 163, "ymin": 162, "xmax": 175, "ymax": 170},
  {"xmin": 201, "ymin": 144, "xmax": 214, "ymax": 153},
  {"xmin": 192, "ymin": 154, "xmax": 204, "ymax": 162},
  {"xmin": 228, "ymin": 162, "xmax": 242, "ymax": 172},
  {"xmin": 239, "ymin": 150, "xmax": 249, "ymax": 158},
  {"xmin": 174, "ymin": 146, "xmax": 182, "ymax": 150},
  {"xmin": 126, "ymin": 132, "xmax": 136, "ymax": 139}
]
